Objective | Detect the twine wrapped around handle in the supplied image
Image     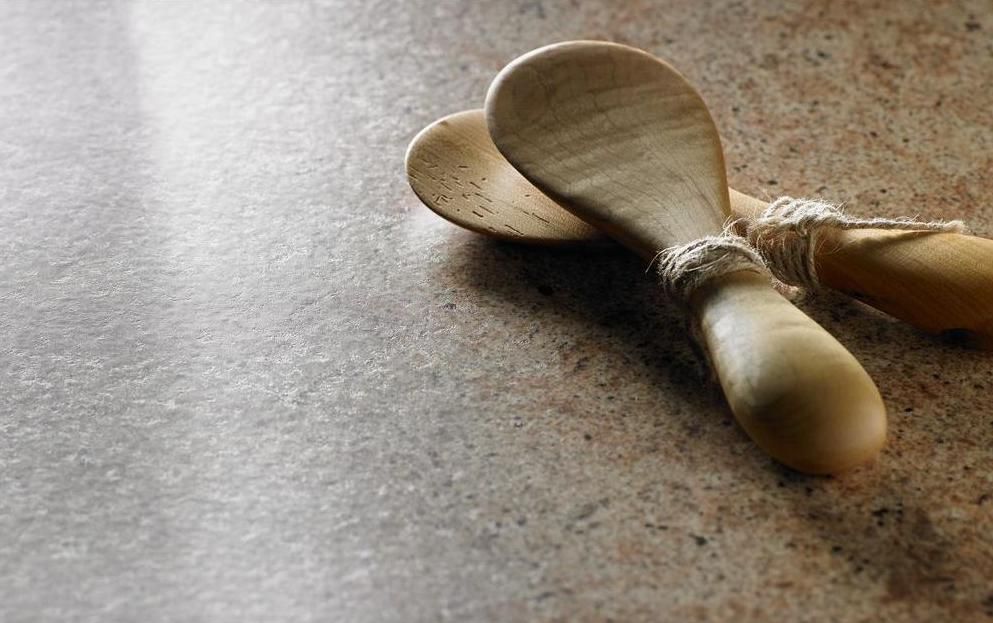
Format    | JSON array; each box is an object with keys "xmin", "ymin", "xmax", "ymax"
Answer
[
  {"xmin": 744, "ymin": 197, "xmax": 968, "ymax": 289},
  {"xmin": 654, "ymin": 234, "xmax": 769, "ymax": 304},
  {"xmin": 653, "ymin": 234, "xmax": 771, "ymax": 376}
]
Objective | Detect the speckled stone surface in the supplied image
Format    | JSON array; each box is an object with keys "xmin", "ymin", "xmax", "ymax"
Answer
[{"xmin": 1, "ymin": 1, "xmax": 992, "ymax": 621}]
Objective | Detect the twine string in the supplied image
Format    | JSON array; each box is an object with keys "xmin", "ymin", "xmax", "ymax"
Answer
[
  {"xmin": 654, "ymin": 234, "xmax": 769, "ymax": 304},
  {"xmin": 744, "ymin": 197, "xmax": 968, "ymax": 288}
]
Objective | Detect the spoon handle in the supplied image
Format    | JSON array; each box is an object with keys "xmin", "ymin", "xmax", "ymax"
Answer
[
  {"xmin": 689, "ymin": 270, "xmax": 886, "ymax": 474},
  {"xmin": 730, "ymin": 190, "xmax": 993, "ymax": 346},
  {"xmin": 815, "ymin": 229, "xmax": 993, "ymax": 347}
]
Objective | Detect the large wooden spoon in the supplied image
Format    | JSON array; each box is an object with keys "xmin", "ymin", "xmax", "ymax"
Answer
[
  {"xmin": 407, "ymin": 109, "xmax": 993, "ymax": 347},
  {"xmin": 484, "ymin": 41, "xmax": 886, "ymax": 474}
]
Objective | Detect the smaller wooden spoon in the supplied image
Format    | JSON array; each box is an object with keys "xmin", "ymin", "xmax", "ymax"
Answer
[
  {"xmin": 406, "ymin": 109, "xmax": 603, "ymax": 244},
  {"xmin": 407, "ymin": 109, "xmax": 993, "ymax": 348},
  {"xmin": 485, "ymin": 41, "xmax": 886, "ymax": 474}
]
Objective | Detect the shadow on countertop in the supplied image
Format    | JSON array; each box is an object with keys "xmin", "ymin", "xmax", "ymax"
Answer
[{"xmin": 429, "ymin": 230, "xmax": 993, "ymax": 618}]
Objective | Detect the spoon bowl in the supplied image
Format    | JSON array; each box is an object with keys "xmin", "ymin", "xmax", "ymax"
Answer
[{"xmin": 405, "ymin": 110, "xmax": 602, "ymax": 245}]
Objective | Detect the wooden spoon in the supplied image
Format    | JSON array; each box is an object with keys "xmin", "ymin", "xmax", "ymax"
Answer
[
  {"xmin": 407, "ymin": 109, "xmax": 993, "ymax": 347},
  {"xmin": 406, "ymin": 110, "xmax": 603, "ymax": 245},
  {"xmin": 484, "ymin": 40, "xmax": 886, "ymax": 474}
]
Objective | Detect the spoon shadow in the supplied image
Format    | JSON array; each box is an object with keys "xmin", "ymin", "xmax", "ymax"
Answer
[
  {"xmin": 790, "ymin": 285, "xmax": 993, "ymax": 374},
  {"xmin": 433, "ymin": 232, "xmax": 756, "ymax": 456},
  {"xmin": 766, "ymin": 466, "xmax": 990, "ymax": 616},
  {"xmin": 435, "ymin": 232, "xmax": 992, "ymax": 614},
  {"xmin": 766, "ymin": 290, "xmax": 992, "ymax": 614}
]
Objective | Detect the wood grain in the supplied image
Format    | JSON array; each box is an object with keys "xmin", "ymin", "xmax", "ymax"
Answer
[
  {"xmin": 485, "ymin": 41, "xmax": 886, "ymax": 474},
  {"xmin": 485, "ymin": 43, "xmax": 729, "ymax": 258},
  {"xmin": 405, "ymin": 110, "xmax": 601, "ymax": 245}
]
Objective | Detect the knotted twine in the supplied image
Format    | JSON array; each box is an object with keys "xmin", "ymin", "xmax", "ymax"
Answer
[
  {"xmin": 651, "ymin": 198, "xmax": 966, "ymax": 373},
  {"xmin": 654, "ymin": 234, "xmax": 769, "ymax": 303},
  {"xmin": 743, "ymin": 197, "xmax": 968, "ymax": 289}
]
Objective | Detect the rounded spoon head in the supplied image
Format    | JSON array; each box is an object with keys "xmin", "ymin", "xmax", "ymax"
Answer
[
  {"xmin": 405, "ymin": 109, "xmax": 603, "ymax": 245},
  {"xmin": 485, "ymin": 40, "xmax": 731, "ymax": 259}
]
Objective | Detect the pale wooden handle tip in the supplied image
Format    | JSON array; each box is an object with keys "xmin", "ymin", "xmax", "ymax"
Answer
[
  {"xmin": 692, "ymin": 271, "xmax": 887, "ymax": 474},
  {"xmin": 818, "ymin": 230, "xmax": 993, "ymax": 348}
]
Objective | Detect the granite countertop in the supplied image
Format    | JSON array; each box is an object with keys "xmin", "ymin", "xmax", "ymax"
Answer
[{"xmin": 2, "ymin": 1, "xmax": 992, "ymax": 621}]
